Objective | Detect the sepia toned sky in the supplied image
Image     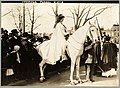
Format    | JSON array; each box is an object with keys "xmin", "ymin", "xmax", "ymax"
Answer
[{"xmin": 1, "ymin": 3, "xmax": 119, "ymax": 33}]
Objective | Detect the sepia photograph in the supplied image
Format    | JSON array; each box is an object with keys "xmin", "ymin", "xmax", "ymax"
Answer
[{"xmin": 1, "ymin": 0, "xmax": 119, "ymax": 87}]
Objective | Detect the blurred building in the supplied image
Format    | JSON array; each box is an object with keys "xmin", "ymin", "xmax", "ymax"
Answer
[
  {"xmin": 101, "ymin": 24, "xmax": 119, "ymax": 44},
  {"xmin": 101, "ymin": 28, "xmax": 112, "ymax": 36},
  {"xmin": 111, "ymin": 24, "xmax": 119, "ymax": 44}
]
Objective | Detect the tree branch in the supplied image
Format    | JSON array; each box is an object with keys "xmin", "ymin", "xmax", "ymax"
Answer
[
  {"xmin": 33, "ymin": 24, "xmax": 41, "ymax": 30},
  {"xmin": 82, "ymin": 6, "xmax": 110, "ymax": 26},
  {"xmin": 78, "ymin": 6, "xmax": 89, "ymax": 27},
  {"xmin": 73, "ymin": 6, "xmax": 78, "ymax": 16},
  {"xmin": 11, "ymin": 10, "xmax": 19, "ymax": 29},
  {"xmin": 27, "ymin": 8, "xmax": 32, "ymax": 22},
  {"xmin": 34, "ymin": 15, "xmax": 41, "ymax": 24},
  {"xmin": 69, "ymin": 8, "xmax": 76, "ymax": 26},
  {"xmin": 2, "ymin": 11, "xmax": 12, "ymax": 17}
]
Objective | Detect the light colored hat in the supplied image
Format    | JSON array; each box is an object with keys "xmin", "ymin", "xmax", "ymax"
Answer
[{"xmin": 14, "ymin": 45, "xmax": 20, "ymax": 51}]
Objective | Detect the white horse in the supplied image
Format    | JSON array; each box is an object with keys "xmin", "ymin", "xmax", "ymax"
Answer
[
  {"xmin": 67, "ymin": 22, "xmax": 100, "ymax": 84},
  {"xmin": 35, "ymin": 22, "xmax": 100, "ymax": 84}
]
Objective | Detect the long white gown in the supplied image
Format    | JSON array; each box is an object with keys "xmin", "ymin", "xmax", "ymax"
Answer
[{"xmin": 39, "ymin": 22, "xmax": 67, "ymax": 65}]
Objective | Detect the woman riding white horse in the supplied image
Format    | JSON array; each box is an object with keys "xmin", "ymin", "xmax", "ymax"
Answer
[
  {"xmin": 36, "ymin": 14, "xmax": 68, "ymax": 82},
  {"xmin": 36, "ymin": 18, "xmax": 100, "ymax": 84}
]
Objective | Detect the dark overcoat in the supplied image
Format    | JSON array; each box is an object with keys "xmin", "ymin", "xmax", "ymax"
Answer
[{"xmin": 101, "ymin": 42, "xmax": 117, "ymax": 70}]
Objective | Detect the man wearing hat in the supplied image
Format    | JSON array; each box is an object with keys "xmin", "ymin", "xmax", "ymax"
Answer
[
  {"xmin": 83, "ymin": 36, "xmax": 95, "ymax": 82},
  {"xmin": 9, "ymin": 29, "xmax": 21, "ymax": 51},
  {"xmin": 20, "ymin": 32, "xmax": 39, "ymax": 79},
  {"xmin": 11, "ymin": 29, "xmax": 19, "ymax": 35},
  {"xmin": 8, "ymin": 29, "xmax": 21, "ymax": 79}
]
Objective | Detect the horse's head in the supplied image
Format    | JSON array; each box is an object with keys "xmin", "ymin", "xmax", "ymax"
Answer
[{"xmin": 87, "ymin": 22, "xmax": 100, "ymax": 43}]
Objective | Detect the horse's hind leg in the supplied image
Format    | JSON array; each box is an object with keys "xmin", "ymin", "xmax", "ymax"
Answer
[
  {"xmin": 39, "ymin": 59, "xmax": 46, "ymax": 82},
  {"xmin": 76, "ymin": 56, "xmax": 82, "ymax": 83}
]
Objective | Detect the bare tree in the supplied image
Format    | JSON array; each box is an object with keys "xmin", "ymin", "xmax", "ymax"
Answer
[
  {"xmin": 50, "ymin": 2, "xmax": 59, "ymax": 24},
  {"xmin": 26, "ymin": 2, "xmax": 41, "ymax": 35},
  {"xmin": 10, "ymin": 5, "xmax": 23, "ymax": 34},
  {"xmin": 2, "ymin": 11, "xmax": 12, "ymax": 17},
  {"xmin": 9, "ymin": 2, "xmax": 41, "ymax": 35},
  {"xmin": 69, "ymin": 4, "xmax": 111, "ymax": 30}
]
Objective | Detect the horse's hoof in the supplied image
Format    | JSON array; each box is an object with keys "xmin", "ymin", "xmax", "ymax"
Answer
[
  {"xmin": 70, "ymin": 80, "xmax": 78, "ymax": 85},
  {"xmin": 39, "ymin": 77, "xmax": 45, "ymax": 83},
  {"xmin": 70, "ymin": 82, "xmax": 77, "ymax": 85},
  {"xmin": 78, "ymin": 80, "xmax": 83, "ymax": 84},
  {"xmin": 110, "ymin": 75, "xmax": 113, "ymax": 77},
  {"xmin": 39, "ymin": 78, "xmax": 44, "ymax": 83}
]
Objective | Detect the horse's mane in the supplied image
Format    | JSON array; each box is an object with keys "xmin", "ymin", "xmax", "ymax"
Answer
[{"xmin": 67, "ymin": 25, "xmax": 89, "ymax": 50}]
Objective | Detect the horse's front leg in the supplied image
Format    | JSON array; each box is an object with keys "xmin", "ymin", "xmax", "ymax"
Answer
[
  {"xmin": 76, "ymin": 56, "xmax": 82, "ymax": 83},
  {"xmin": 39, "ymin": 59, "xmax": 46, "ymax": 82},
  {"xmin": 70, "ymin": 59, "xmax": 78, "ymax": 85}
]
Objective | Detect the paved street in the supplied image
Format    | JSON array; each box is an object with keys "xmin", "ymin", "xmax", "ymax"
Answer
[{"xmin": 6, "ymin": 66, "xmax": 119, "ymax": 87}]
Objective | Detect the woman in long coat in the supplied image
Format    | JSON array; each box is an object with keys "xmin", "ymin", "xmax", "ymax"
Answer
[{"xmin": 101, "ymin": 36, "xmax": 117, "ymax": 71}]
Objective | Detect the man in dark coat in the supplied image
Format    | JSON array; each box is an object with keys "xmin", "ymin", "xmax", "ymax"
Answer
[
  {"xmin": 93, "ymin": 40, "xmax": 101, "ymax": 65},
  {"xmin": 93, "ymin": 40, "xmax": 103, "ymax": 76},
  {"xmin": 19, "ymin": 32, "xmax": 33, "ymax": 79},
  {"xmin": 83, "ymin": 36, "xmax": 96, "ymax": 82},
  {"xmin": 1, "ymin": 29, "xmax": 10, "ymax": 68},
  {"xmin": 9, "ymin": 29, "xmax": 21, "ymax": 51},
  {"xmin": 1, "ymin": 29, "xmax": 10, "ymax": 84},
  {"xmin": 8, "ymin": 29, "xmax": 21, "ymax": 80},
  {"xmin": 20, "ymin": 32, "xmax": 41, "ymax": 79}
]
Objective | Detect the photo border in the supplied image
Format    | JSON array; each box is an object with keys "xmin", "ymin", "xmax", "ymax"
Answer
[{"xmin": 0, "ymin": 0, "xmax": 119, "ymax": 88}]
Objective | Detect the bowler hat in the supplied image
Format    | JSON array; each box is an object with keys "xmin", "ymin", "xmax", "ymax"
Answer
[
  {"xmin": 4, "ymin": 30, "xmax": 8, "ymax": 34},
  {"xmin": 22, "ymin": 32, "xmax": 29, "ymax": 37},
  {"xmin": 11, "ymin": 29, "xmax": 18, "ymax": 34}
]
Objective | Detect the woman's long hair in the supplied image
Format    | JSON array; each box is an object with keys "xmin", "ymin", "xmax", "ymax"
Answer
[{"xmin": 53, "ymin": 14, "xmax": 65, "ymax": 28}]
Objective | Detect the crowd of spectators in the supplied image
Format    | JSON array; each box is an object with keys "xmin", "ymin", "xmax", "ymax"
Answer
[{"xmin": 1, "ymin": 28, "xmax": 70, "ymax": 85}]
